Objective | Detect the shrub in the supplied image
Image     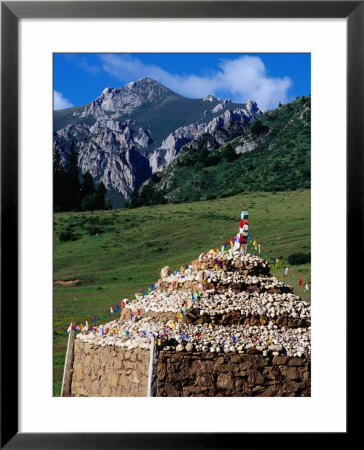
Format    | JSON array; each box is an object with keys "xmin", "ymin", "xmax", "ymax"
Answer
[
  {"xmin": 58, "ymin": 230, "xmax": 78, "ymax": 242},
  {"xmin": 288, "ymin": 252, "xmax": 311, "ymax": 265},
  {"xmin": 222, "ymin": 143, "xmax": 238, "ymax": 162},
  {"xmin": 251, "ymin": 120, "xmax": 269, "ymax": 136},
  {"xmin": 86, "ymin": 225, "xmax": 104, "ymax": 236}
]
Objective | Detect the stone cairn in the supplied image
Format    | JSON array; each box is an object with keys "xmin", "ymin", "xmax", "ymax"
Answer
[{"xmin": 76, "ymin": 250, "xmax": 311, "ymax": 359}]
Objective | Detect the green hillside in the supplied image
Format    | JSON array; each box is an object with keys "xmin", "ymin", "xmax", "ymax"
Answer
[
  {"xmin": 131, "ymin": 96, "xmax": 310, "ymax": 205},
  {"xmin": 53, "ymin": 105, "xmax": 90, "ymax": 131},
  {"xmin": 53, "ymin": 189, "xmax": 311, "ymax": 396}
]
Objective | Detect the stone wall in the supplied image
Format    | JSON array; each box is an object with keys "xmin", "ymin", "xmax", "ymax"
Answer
[
  {"xmin": 157, "ymin": 351, "xmax": 310, "ymax": 397},
  {"xmin": 71, "ymin": 340, "xmax": 150, "ymax": 397},
  {"xmin": 70, "ymin": 341, "xmax": 310, "ymax": 397}
]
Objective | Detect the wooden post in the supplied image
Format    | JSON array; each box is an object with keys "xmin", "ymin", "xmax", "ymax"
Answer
[
  {"xmin": 61, "ymin": 323, "xmax": 75, "ymax": 397},
  {"xmin": 147, "ymin": 338, "xmax": 155, "ymax": 397}
]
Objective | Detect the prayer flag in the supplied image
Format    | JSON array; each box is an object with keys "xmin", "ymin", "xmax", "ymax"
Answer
[
  {"xmin": 116, "ymin": 304, "xmax": 120, "ymax": 312},
  {"xmin": 110, "ymin": 307, "xmax": 113, "ymax": 314},
  {"xmin": 100, "ymin": 314, "xmax": 103, "ymax": 320},
  {"xmin": 305, "ymin": 284, "xmax": 309, "ymax": 290},
  {"xmin": 265, "ymin": 252, "xmax": 269, "ymax": 258},
  {"xmin": 94, "ymin": 316, "xmax": 97, "ymax": 324},
  {"xmin": 284, "ymin": 267, "xmax": 289, "ymax": 276},
  {"xmin": 299, "ymin": 279, "xmax": 303, "ymax": 287},
  {"xmin": 258, "ymin": 244, "xmax": 261, "ymax": 254}
]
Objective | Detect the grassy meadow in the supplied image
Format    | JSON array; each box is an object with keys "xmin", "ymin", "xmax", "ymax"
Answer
[{"xmin": 53, "ymin": 188, "xmax": 311, "ymax": 395}]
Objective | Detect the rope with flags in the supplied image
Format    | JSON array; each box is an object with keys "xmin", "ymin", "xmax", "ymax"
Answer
[{"xmin": 68, "ymin": 232, "xmax": 310, "ymax": 332}]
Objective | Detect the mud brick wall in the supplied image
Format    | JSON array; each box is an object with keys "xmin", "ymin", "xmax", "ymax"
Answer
[
  {"xmin": 71, "ymin": 340, "xmax": 149, "ymax": 396},
  {"xmin": 157, "ymin": 352, "xmax": 310, "ymax": 397}
]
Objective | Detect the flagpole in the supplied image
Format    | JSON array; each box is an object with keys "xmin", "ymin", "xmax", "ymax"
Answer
[{"xmin": 61, "ymin": 322, "xmax": 75, "ymax": 397}]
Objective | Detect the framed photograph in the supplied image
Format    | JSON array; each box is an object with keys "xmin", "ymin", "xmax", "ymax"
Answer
[{"xmin": 2, "ymin": 1, "xmax": 358, "ymax": 447}]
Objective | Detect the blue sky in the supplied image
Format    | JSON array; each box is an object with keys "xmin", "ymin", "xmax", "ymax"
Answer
[{"xmin": 54, "ymin": 53, "xmax": 310, "ymax": 111}]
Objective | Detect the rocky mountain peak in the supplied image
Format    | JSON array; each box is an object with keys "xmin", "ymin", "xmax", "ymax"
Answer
[
  {"xmin": 203, "ymin": 94, "xmax": 222, "ymax": 102},
  {"xmin": 246, "ymin": 99, "xmax": 260, "ymax": 114},
  {"xmin": 81, "ymin": 78, "xmax": 171, "ymax": 118}
]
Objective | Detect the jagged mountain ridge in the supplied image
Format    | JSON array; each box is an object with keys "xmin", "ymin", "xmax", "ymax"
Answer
[
  {"xmin": 53, "ymin": 78, "xmax": 263, "ymax": 207},
  {"xmin": 133, "ymin": 95, "xmax": 311, "ymax": 205}
]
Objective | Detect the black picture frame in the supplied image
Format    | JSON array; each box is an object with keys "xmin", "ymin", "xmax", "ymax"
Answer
[{"xmin": 1, "ymin": 1, "xmax": 358, "ymax": 448}]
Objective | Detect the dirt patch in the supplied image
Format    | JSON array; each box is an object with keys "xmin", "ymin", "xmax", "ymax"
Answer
[{"xmin": 54, "ymin": 279, "xmax": 84, "ymax": 286}]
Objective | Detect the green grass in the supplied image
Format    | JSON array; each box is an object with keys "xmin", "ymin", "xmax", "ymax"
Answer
[{"xmin": 53, "ymin": 188, "xmax": 310, "ymax": 395}]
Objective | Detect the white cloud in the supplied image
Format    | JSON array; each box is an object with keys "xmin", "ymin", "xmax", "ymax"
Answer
[
  {"xmin": 99, "ymin": 54, "xmax": 292, "ymax": 110},
  {"xmin": 54, "ymin": 90, "xmax": 74, "ymax": 110}
]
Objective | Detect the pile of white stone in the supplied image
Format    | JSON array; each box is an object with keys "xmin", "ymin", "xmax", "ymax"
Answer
[
  {"xmin": 76, "ymin": 316, "xmax": 310, "ymax": 357},
  {"xmin": 76, "ymin": 250, "xmax": 311, "ymax": 358},
  {"xmin": 124, "ymin": 288, "xmax": 310, "ymax": 322}
]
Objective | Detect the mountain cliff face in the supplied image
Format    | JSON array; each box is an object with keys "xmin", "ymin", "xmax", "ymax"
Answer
[{"xmin": 53, "ymin": 77, "xmax": 262, "ymax": 207}]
